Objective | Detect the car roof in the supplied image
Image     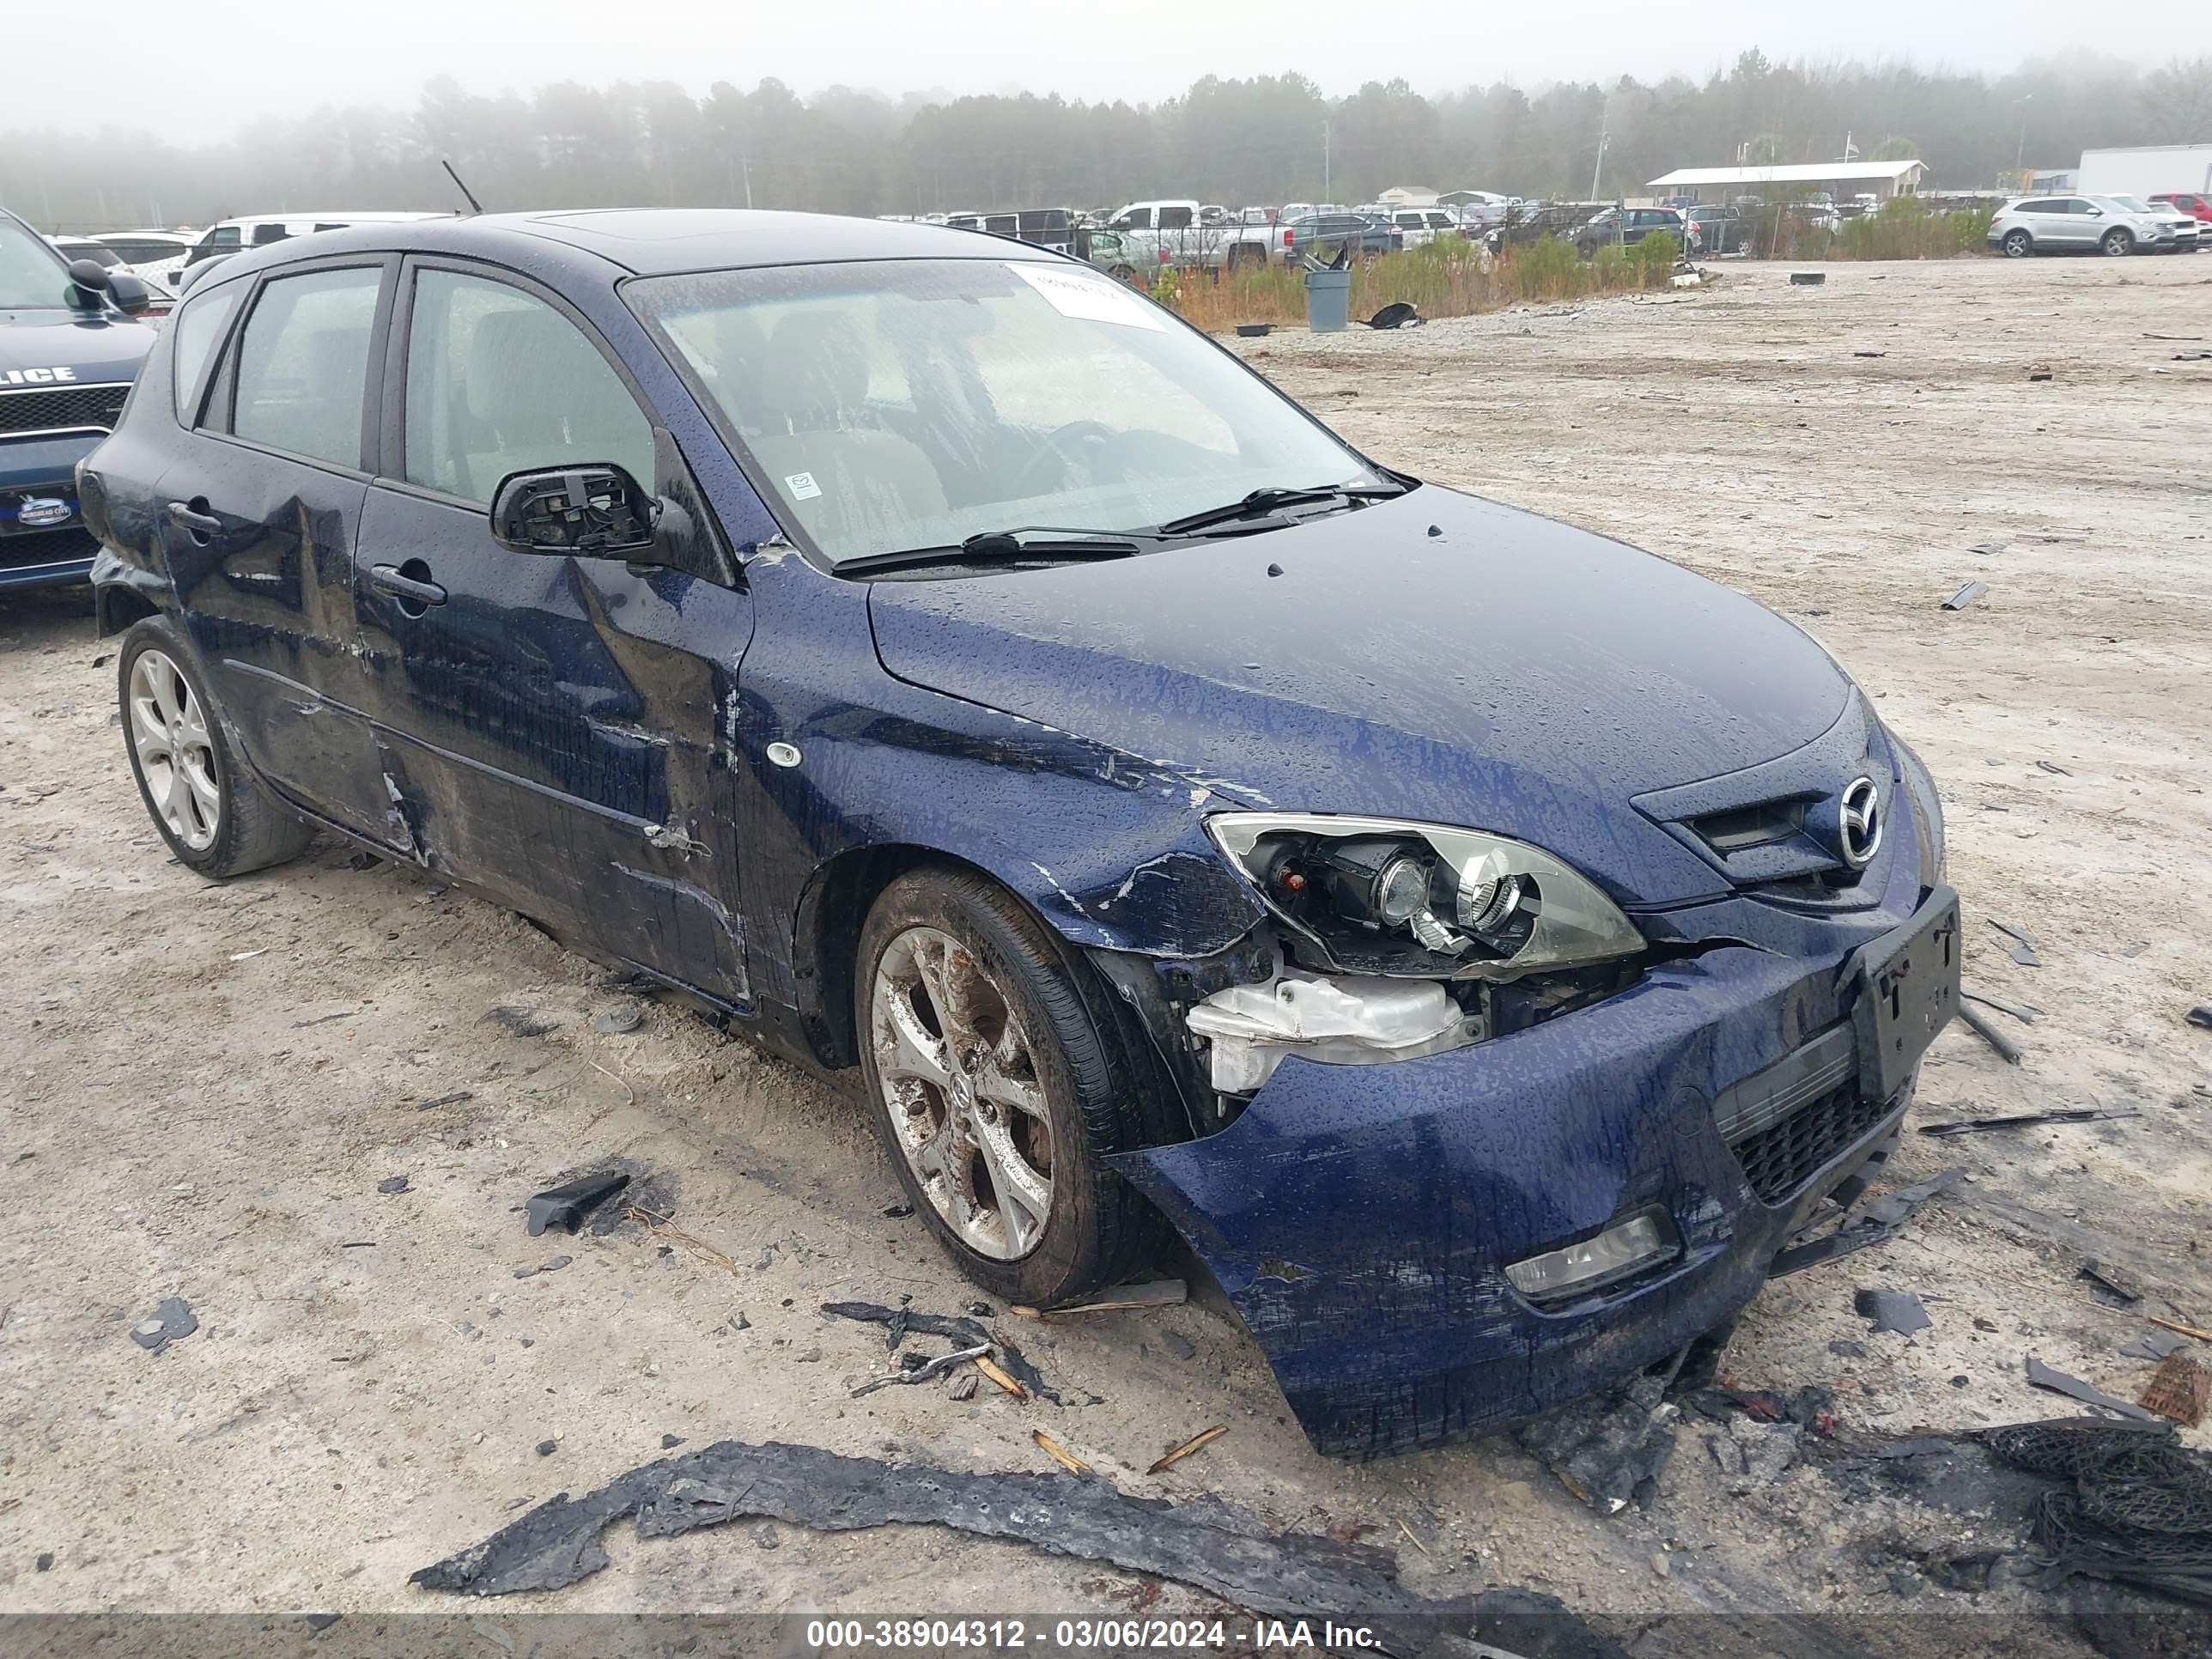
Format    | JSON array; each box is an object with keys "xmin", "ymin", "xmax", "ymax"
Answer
[{"xmin": 199, "ymin": 209, "xmax": 1069, "ymax": 287}]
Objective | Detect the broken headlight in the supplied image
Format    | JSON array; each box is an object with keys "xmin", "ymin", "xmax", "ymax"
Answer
[{"xmin": 1206, "ymin": 812, "xmax": 1644, "ymax": 981}]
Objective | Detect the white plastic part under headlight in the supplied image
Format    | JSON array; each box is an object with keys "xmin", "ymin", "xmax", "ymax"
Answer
[{"xmin": 1206, "ymin": 812, "xmax": 1645, "ymax": 981}]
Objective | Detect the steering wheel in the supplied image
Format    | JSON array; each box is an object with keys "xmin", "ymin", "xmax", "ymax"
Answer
[{"xmin": 1012, "ymin": 420, "xmax": 1121, "ymax": 497}]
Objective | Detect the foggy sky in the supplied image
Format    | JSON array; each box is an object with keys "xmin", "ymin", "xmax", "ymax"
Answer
[{"xmin": 16, "ymin": 0, "xmax": 2197, "ymax": 143}]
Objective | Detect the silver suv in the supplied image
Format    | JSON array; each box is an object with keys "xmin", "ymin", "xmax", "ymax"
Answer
[{"xmin": 1989, "ymin": 194, "xmax": 2178, "ymax": 258}]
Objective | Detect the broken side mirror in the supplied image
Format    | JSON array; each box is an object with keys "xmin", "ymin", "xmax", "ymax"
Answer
[{"xmin": 490, "ymin": 464, "xmax": 667, "ymax": 562}]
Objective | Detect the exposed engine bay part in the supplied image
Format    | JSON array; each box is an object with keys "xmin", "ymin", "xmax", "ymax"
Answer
[
  {"xmin": 1186, "ymin": 968, "xmax": 1476, "ymax": 1093},
  {"xmin": 1205, "ymin": 811, "xmax": 1644, "ymax": 981}
]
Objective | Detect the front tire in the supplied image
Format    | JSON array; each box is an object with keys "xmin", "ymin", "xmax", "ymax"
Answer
[
  {"xmin": 2002, "ymin": 229, "xmax": 2033, "ymax": 258},
  {"xmin": 2101, "ymin": 228, "xmax": 2134, "ymax": 256},
  {"xmin": 854, "ymin": 866, "xmax": 1172, "ymax": 1307},
  {"xmin": 118, "ymin": 617, "xmax": 314, "ymax": 879}
]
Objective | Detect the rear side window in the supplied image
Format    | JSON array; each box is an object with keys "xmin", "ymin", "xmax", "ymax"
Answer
[
  {"xmin": 1158, "ymin": 205, "xmax": 1194, "ymax": 230},
  {"xmin": 232, "ymin": 265, "xmax": 383, "ymax": 468},
  {"xmin": 171, "ymin": 285, "xmax": 241, "ymax": 423},
  {"xmin": 403, "ymin": 268, "xmax": 653, "ymax": 507}
]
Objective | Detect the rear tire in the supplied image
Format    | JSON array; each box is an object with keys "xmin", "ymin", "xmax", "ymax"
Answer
[
  {"xmin": 117, "ymin": 617, "xmax": 315, "ymax": 880},
  {"xmin": 2100, "ymin": 228, "xmax": 2134, "ymax": 256},
  {"xmin": 854, "ymin": 866, "xmax": 1175, "ymax": 1308},
  {"xmin": 2002, "ymin": 229, "xmax": 2033, "ymax": 258}
]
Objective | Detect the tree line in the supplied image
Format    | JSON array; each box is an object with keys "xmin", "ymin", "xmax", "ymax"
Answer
[{"xmin": 9, "ymin": 51, "xmax": 2210, "ymax": 234}]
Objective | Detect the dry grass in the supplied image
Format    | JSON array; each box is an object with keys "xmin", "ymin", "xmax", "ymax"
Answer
[{"xmin": 1161, "ymin": 234, "xmax": 1678, "ymax": 333}]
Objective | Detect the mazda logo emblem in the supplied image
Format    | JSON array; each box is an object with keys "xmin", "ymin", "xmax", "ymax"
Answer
[{"xmin": 1838, "ymin": 776, "xmax": 1881, "ymax": 867}]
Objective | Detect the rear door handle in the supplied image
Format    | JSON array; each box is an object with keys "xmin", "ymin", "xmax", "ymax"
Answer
[
  {"xmin": 368, "ymin": 563, "xmax": 447, "ymax": 608},
  {"xmin": 165, "ymin": 500, "xmax": 222, "ymax": 535}
]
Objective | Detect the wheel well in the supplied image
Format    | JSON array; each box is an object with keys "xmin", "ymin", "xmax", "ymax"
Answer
[
  {"xmin": 796, "ymin": 843, "xmax": 1000, "ymax": 1069},
  {"xmin": 95, "ymin": 585, "xmax": 159, "ymax": 638}
]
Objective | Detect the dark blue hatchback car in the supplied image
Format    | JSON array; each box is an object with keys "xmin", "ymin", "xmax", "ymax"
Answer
[{"xmin": 81, "ymin": 210, "xmax": 1958, "ymax": 1456}]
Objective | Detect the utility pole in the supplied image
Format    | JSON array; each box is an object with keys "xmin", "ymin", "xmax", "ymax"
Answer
[
  {"xmin": 744, "ymin": 156, "xmax": 755, "ymax": 210},
  {"xmin": 2014, "ymin": 95, "xmax": 2033, "ymax": 179},
  {"xmin": 1322, "ymin": 119, "xmax": 1330, "ymax": 201},
  {"xmin": 1589, "ymin": 91, "xmax": 1612, "ymax": 202}
]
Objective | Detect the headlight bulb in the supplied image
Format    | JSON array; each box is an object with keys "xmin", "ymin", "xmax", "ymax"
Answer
[
  {"xmin": 1374, "ymin": 852, "xmax": 1433, "ymax": 923},
  {"xmin": 1458, "ymin": 872, "xmax": 1528, "ymax": 936}
]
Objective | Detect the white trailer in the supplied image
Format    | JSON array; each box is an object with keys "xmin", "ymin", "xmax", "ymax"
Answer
[{"xmin": 2077, "ymin": 145, "xmax": 2212, "ymax": 198}]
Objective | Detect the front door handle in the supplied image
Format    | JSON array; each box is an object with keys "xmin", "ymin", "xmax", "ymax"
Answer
[
  {"xmin": 165, "ymin": 500, "xmax": 222, "ymax": 536},
  {"xmin": 368, "ymin": 562, "xmax": 447, "ymax": 608}
]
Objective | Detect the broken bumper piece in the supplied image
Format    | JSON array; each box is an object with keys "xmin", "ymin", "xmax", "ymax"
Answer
[{"xmin": 1110, "ymin": 942, "xmax": 1914, "ymax": 1459}]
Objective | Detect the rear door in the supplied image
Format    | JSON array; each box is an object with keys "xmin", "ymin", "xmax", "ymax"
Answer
[
  {"xmin": 352, "ymin": 258, "xmax": 754, "ymax": 1000},
  {"xmin": 153, "ymin": 257, "xmax": 397, "ymax": 836}
]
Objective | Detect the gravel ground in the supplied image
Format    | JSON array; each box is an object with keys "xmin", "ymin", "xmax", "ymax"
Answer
[{"xmin": 2, "ymin": 256, "xmax": 2208, "ymax": 1645}]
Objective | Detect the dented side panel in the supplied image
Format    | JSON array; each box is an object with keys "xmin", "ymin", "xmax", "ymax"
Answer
[
  {"xmin": 351, "ymin": 483, "xmax": 755, "ymax": 1002},
  {"xmin": 150, "ymin": 440, "xmax": 393, "ymax": 840}
]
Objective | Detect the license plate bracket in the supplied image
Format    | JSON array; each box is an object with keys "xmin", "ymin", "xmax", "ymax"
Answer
[{"xmin": 1848, "ymin": 884, "xmax": 1960, "ymax": 1102}]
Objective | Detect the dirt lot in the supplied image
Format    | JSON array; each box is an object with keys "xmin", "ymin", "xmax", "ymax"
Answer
[{"xmin": 3, "ymin": 257, "xmax": 2209, "ymax": 1648}]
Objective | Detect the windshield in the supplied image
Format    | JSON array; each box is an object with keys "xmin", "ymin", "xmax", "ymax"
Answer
[
  {"xmin": 0, "ymin": 216, "xmax": 71, "ymax": 309},
  {"xmin": 2106, "ymin": 195, "xmax": 2154, "ymax": 213},
  {"xmin": 629, "ymin": 258, "xmax": 1379, "ymax": 566}
]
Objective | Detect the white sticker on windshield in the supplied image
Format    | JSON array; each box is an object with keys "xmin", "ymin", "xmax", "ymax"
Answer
[
  {"xmin": 1007, "ymin": 261, "xmax": 1167, "ymax": 331},
  {"xmin": 785, "ymin": 471, "xmax": 823, "ymax": 501}
]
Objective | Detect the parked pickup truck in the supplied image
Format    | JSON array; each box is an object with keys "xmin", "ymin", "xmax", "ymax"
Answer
[{"xmin": 1105, "ymin": 200, "xmax": 1278, "ymax": 270}]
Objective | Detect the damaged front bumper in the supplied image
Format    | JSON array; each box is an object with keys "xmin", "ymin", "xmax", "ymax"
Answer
[{"xmin": 1110, "ymin": 889, "xmax": 1957, "ymax": 1458}]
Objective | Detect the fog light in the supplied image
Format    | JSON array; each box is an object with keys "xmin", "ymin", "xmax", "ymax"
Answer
[{"xmin": 1504, "ymin": 1212, "xmax": 1676, "ymax": 1301}]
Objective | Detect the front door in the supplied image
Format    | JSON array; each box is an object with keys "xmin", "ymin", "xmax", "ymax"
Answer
[
  {"xmin": 350, "ymin": 259, "xmax": 755, "ymax": 1004},
  {"xmin": 155, "ymin": 258, "xmax": 395, "ymax": 838}
]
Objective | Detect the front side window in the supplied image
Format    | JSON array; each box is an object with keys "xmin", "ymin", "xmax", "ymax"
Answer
[
  {"xmin": 403, "ymin": 269, "xmax": 653, "ymax": 506},
  {"xmin": 231, "ymin": 265, "xmax": 383, "ymax": 468},
  {"xmin": 631, "ymin": 257, "xmax": 1378, "ymax": 567},
  {"xmin": 172, "ymin": 285, "xmax": 242, "ymax": 423},
  {"xmin": 0, "ymin": 215, "xmax": 71, "ymax": 309}
]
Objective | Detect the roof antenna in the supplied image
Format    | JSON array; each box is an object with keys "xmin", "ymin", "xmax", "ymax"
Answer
[{"xmin": 441, "ymin": 159, "xmax": 483, "ymax": 216}]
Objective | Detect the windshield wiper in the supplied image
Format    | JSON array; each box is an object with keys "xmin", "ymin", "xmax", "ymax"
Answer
[
  {"xmin": 838, "ymin": 527, "xmax": 1151, "ymax": 576},
  {"xmin": 1153, "ymin": 480, "xmax": 1408, "ymax": 538}
]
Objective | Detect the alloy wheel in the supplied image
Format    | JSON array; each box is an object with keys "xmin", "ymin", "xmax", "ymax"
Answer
[
  {"xmin": 870, "ymin": 925, "xmax": 1054, "ymax": 1261},
  {"xmin": 2003, "ymin": 231, "xmax": 2032, "ymax": 257},
  {"xmin": 128, "ymin": 648, "xmax": 221, "ymax": 851},
  {"xmin": 2102, "ymin": 229, "xmax": 2131, "ymax": 256}
]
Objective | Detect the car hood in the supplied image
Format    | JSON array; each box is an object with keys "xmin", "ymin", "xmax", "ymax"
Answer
[
  {"xmin": 0, "ymin": 309, "xmax": 156, "ymax": 382},
  {"xmin": 866, "ymin": 486, "xmax": 1850, "ymax": 906}
]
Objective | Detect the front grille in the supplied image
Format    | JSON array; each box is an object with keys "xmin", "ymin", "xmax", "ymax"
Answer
[
  {"xmin": 0, "ymin": 382, "xmax": 131, "ymax": 437},
  {"xmin": 1726, "ymin": 1080, "xmax": 1893, "ymax": 1205},
  {"xmin": 0, "ymin": 526, "xmax": 98, "ymax": 571}
]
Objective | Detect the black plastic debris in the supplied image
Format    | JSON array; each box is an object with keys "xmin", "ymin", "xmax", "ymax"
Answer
[
  {"xmin": 821, "ymin": 1300, "xmax": 1058, "ymax": 1403},
  {"xmin": 880, "ymin": 1202, "xmax": 914, "ymax": 1219},
  {"xmin": 1986, "ymin": 917, "xmax": 2041, "ymax": 962},
  {"xmin": 377, "ymin": 1176, "xmax": 410, "ymax": 1195},
  {"xmin": 526, "ymin": 1171, "xmax": 631, "ymax": 1237},
  {"xmin": 2187, "ymin": 1006, "xmax": 2212, "ymax": 1032},
  {"xmin": 1770, "ymin": 1169, "xmax": 1961, "ymax": 1277},
  {"xmin": 1856, "ymin": 1289, "xmax": 1932, "ymax": 1336},
  {"xmin": 2024, "ymin": 1358, "xmax": 2160, "ymax": 1422},
  {"xmin": 131, "ymin": 1297, "xmax": 198, "ymax": 1354},
  {"xmin": 1942, "ymin": 580, "xmax": 1989, "ymax": 611},
  {"xmin": 416, "ymin": 1090, "xmax": 473, "ymax": 1111},
  {"xmin": 536, "ymin": 1439, "xmax": 558, "ymax": 1456},
  {"xmin": 2121, "ymin": 1330, "xmax": 2190, "ymax": 1363},
  {"xmin": 1365, "ymin": 301, "xmax": 1419, "ymax": 330},
  {"xmin": 1921, "ymin": 1106, "xmax": 2139, "ymax": 1138},
  {"xmin": 1234, "ymin": 323, "xmax": 1271, "ymax": 337},
  {"xmin": 303, "ymin": 1613, "xmax": 340, "ymax": 1632},
  {"xmin": 2080, "ymin": 1260, "xmax": 2146, "ymax": 1306},
  {"xmin": 2034, "ymin": 758, "xmax": 2071, "ymax": 776},
  {"xmin": 35, "ymin": 1553, "xmax": 53, "ymax": 1571},
  {"xmin": 1789, "ymin": 271, "xmax": 1826, "ymax": 285},
  {"xmin": 1515, "ymin": 1371, "xmax": 1679, "ymax": 1516},
  {"xmin": 660, "ymin": 1434, "xmax": 685, "ymax": 1449},
  {"xmin": 1962, "ymin": 989, "xmax": 2039, "ymax": 1024},
  {"xmin": 409, "ymin": 1438, "xmax": 1500, "ymax": 1650}
]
